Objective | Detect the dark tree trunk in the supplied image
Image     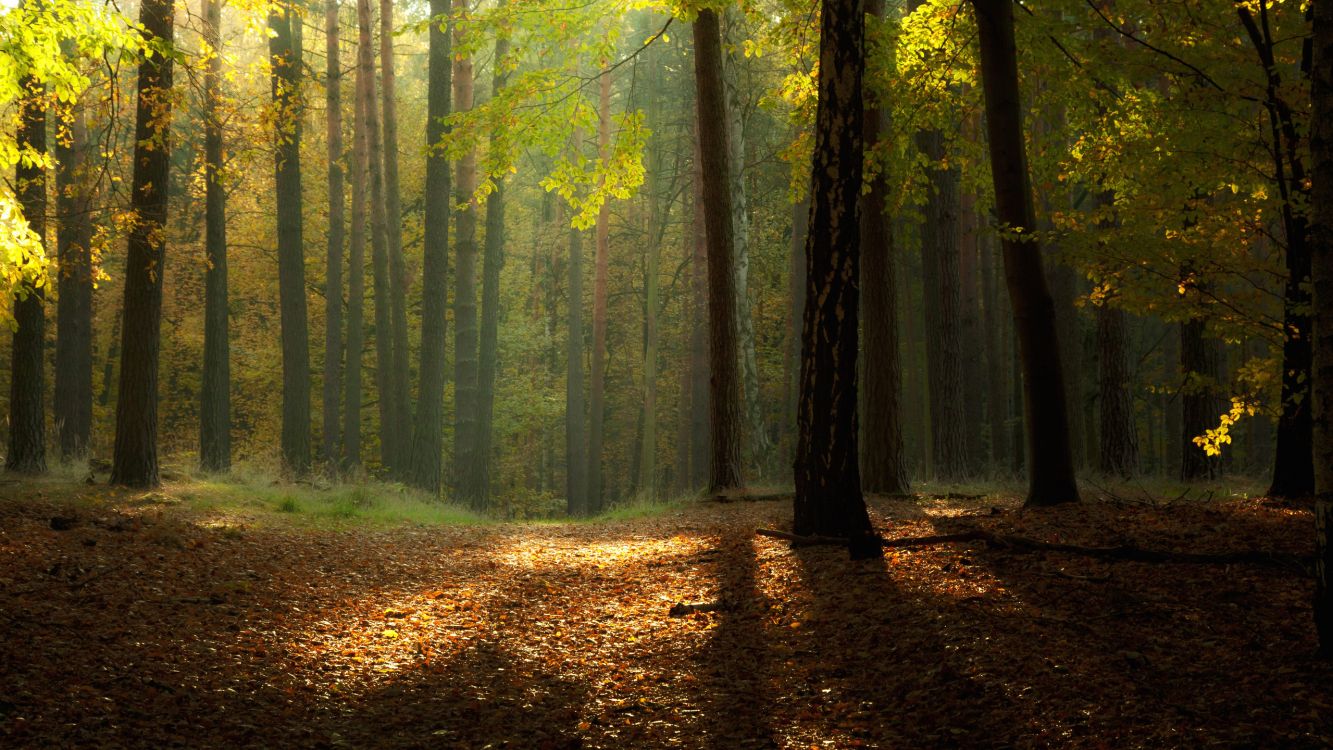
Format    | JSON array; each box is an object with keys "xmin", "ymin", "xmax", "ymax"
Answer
[
  {"xmin": 1050, "ymin": 261, "xmax": 1086, "ymax": 470},
  {"xmin": 271, "ymin": 2, "xmax": 311, "ymax": 476},
  {"xmin": 688, "ymin": 123, "xmax": 710, "ymax": 490},
  {"xmin": 1162, "ymin": 320, "xmax": 1182, "ymax": 477},
  {"xmin": 859, "ymin": 0, "xmax": 908, "ymax": 496},
  {"xmin": 407, "ymin": 0, "xmax": 452, "ymax": 494},
  {"xmin": 692, "ymin": 9, "xmax": 744, "ymax": 494},
  {"xmin": 566, "ymin": 224, "xmax": 587, "ymax": 515},
  {"xmin": 792, "ymin": 0, "xmax": 878, "ymax": 555},
  {"xmin": 980, "ymin": 216, "xmax": 1009, "ymax": 471},
  {"xmin": 199, "ymin": 0, "xmax": 230, "ymax": 473},
  {"xmin": 972, "ymin": 0, "xmax": 1079, "ymax": 506},
  {"xmin": 452, "ymin": 2, "xmax": 481, "ymax": 506},
  {"xmin": 959, "ymin": 189, "xmax": 986, "ymax": 473},
  {"xmin": 1180, "ymin": 316, "xmax": 1222, "ymax": 481},
  {"xmin": 1309, "ymin": 0, "xmax": 1333, "ymax": 655},
  {"xmin": 586, "ymin": 69, "xmax": 612, "ymax": 512},
  {"xmin": 9, "ymin": 68, "xmax": 46, "ymax": 475},
  {"xmin": 111, "ymin": 0, "xmax": 174, "ymax": 487},
  {"xmin": 782, "ymin": 190, "xmax": 810, "ymax": 471},
  {"xmin": 320, "ymin": 0, "xmax": 344, "ymax": 470},
  {"xmin": 342, "ymin": 36, "xmax": 369, "ymax": 469},
  {"xmin": 473, "ymin": 36, "xmax": 510, "ymax": 508},
  {"xmin": 54, "ymin": 54, "xmax": 94, "ymax": 463},
  {"xmin": 380, "ymin": 0, "xmax": 411, "ymax": 466},
  {"xmin": 1097, "ymin": 305, "xmax": 1138, "ymax": 477}
]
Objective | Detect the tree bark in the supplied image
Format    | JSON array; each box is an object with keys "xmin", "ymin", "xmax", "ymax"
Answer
[
  {"xmin": 111, "ymin": 0, "xmax": 174, "ymax": 487},
  {"xmin": 54, "ymin": 46, "xmax": 94, "ymax": 463},
  {"xmin": 380, "ymin": 0, "xmax": 411, "ymax": 466},
  {"xmin": 9, "ymin": 66, "xmax": 46, "ymax": 475},
  {"xmin": 972, "ymin": 0, "xmax": 1079, "ymax": 506},
  {"xmin": 1097, "ymin": 305, "xmax": 1138, "ymax": 477},
  {"xmin": 586, "ymin": 67, "xmax": 613, "ymax": 512},
  {"xmin": 980, "ymin": 214, "xmax": 1009, "ymax": 472},
  {"xmin": 1309, "ymin": 0, "xmax": 1333, "ymax": 655},
  {"xmin": 792, "ymin": 0, "xmax": 878, "ymax": 556},
  {"xmin": 452, "ymin": 2, "xmax": 481, "ymax": 506},
  {"xmin": 692, "ymin": 9, "xmax": 744, "ymax": 494},
  {"xmin": 407, "ymin": 0, "xmax": 452, "ymax": 494},
  {"xmin": 342, "ymin": 32, "xmax": 370, "ymax": 470},
  {"xmin": 271, "ymin": 1, "xmax": 311, "ymax": 476},
  {"xmin": 320, "ymin": 0, "xmax": 344, "ymax": 470},
  {"xmin": 689, "ymin": 121, "xmax": 710, "ymax": 490},
  {"xmin": 782, "ymin": 190, "xmax": 810, "ymax": 471},
  {"xmin": 1180, "ymin": 314, "xmax": 1221, "ymax": 481},
  {"xmin": 859, "ymin": 0, "xmax": 908, "ymax": 496},
  {"xmin": 566, "ymin": 222, "xmax": 588, "ymax": 515},
  {"xmin": 199, "ymin": 0, "xmax": 230, "ymax": 473}
]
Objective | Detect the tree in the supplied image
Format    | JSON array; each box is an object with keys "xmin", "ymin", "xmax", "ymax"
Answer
[
  {"xmin": 692, "ymin": 8, "xmax": 744, "ymax": 494},
  {"xmin": 8, "ymin": 69, "xmax": 46, "ymax": 475},
  {"xmin": 271, "ymin": 0, "xmax": 311, "ymax": 476},
  {"xmin": 407, "ymin": 0, "xmax": 452, "ymax": 494},
  {"xmin": 587, "ymin": 66, "xmax": 612, "ymax": 512},
  {"xmin": 321, "ymin": 0, "xmax": 345, "ymax": 470},
  {"xmin": 199, "ymin": 0, "xmax": 230, "ymax": 473},
  {"xmin": 1310, "ymin": 0, "xmax": 1333, "ymax": 656},
  {"xmin": 566, "ymin": 222, "xmax": 588, "ymax": 515},
  {"xmin": 342, "ymin": 36, "xmax": 370, "ymax": 469},
  {"xmin": 111, "ymin": 0, "xmax": 174, "ymax": 487},
  {"xmin": 792, "ymin": 0, "xmax": 878, "ymax": 556},
  {"xmin": 452, "ymin": 1, "xmax": 480, "ymax": 507},
  {"xmin": 860, "ymin": 0, "xmax": 908, "ymax": 496},
  {"xmin": 53, "ymin": 46, "xmax": 93, "ymax": 463},
  {"xmin": 380, "ymin": 0, "xmax": 411, "ymax": 466},
  {"xmin": 972, "ymin": 0, "xmax": 1079, "ymax": 506}
]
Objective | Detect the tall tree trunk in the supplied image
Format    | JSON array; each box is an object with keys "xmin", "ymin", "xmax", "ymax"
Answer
[
  {"xmin": 586, "ymin": 68, "xmax": 613, "ymax": 512},
  {"xmin": 199, "ymin": 0, "xmax": 230, "ymax": 472},
  {"xmin": 792, "ymin": 0, "xmax": 877, "ymax": 555},
  {"xmin": 111, "ymin": 0, "xmax": 174, "ymax": 487},
  {"xmin": 566, "ymin": 218, "xmax": 588, "ymax": 515},
  {"xmin": 1180, "ymin": 315, "xmax": 1221, "ymax": 480},
  {"xmin": 320, "ymin": 0, "xmax": 344, "ymax": 470},
  {"xmin": 959, "ymin": 189, "xmax": 986, "ymax": 473},
  {"xmin": 688, "ymin": 124, "xmax": 710, "ymax": 490},
  {"xmin": 1309, "ymin": 0, "xmax": 1333, "ymax": 655},
  {"xmin": 271, "ymin": 1, "xmax": 311, "ymax": 476},
  {"xmin": 692, "ymin": 10, "xmax": 744, "ymax": 494},
  {"xmin": 980, "ymin": 216, "xmax": 1009, "ymax": 472},
  {"xmin": 9, "ymin": 65, "xmax": 46, "ymax": 475},
  {"xmin": 973, "ymin": 0, "xmax": 1079, "ymax": 506},
  {"xmin": 452, "ymin": 3, "xmax": 481, "ymax": 506},
  {"xmin": 379, "ymin": 0, "xmax": 410, "ymax": 465},
  {"xmin": 1097, "ymin": 305, "xmax": 1138, "ymax": 476},
  {"xmin": 638, "ymin": 100, "xmax": 661, "ymax": 500},
  {"xmin": 473, "ymin": 36, "xmax": 510, "ymax": 508},
  {"xmin": 342, "ymin": 37, "xmax": 369, "ymax": 469},
  {"xmin": 407, "ymin": 0, "xmax": 452, "ymax": 493},
  {"xmin": 859, "ymin": 0, "xmax": 908, "ymax": 496},
  {"xmin": 358, "ymin": 0, "xmax": 396, "ymax": 474},
  {"xmin": 721, "ymin": 7, "xmax": 767, "ymax": 475},
  {"xmin": 54, "ymin": 48, "xmax": 94, "ymax": 463},
  {"xmin": 782, "ymin": 190, "xmax": 810, "ymax": 471}
]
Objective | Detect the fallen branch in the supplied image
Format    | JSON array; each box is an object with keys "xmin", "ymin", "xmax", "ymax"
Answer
[{"xmin": 668, "ymin": 600, "xmax": 731, "ymax": 617}]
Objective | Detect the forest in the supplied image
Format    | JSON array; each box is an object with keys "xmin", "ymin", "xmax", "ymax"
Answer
[{"xmin": 3, "ymin": 0, "xmax": 1333, "ymax": 746}]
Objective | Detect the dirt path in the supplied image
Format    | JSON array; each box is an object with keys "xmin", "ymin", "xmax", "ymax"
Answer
[{"xmin": 0, "ymin": 488, "xmax": 1329, "ymax": 748}]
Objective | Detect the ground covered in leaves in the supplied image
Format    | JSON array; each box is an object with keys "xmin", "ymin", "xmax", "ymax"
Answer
[{"xmin": 1, "ymin": 480, "xmax": 1330, "ymax": 748}]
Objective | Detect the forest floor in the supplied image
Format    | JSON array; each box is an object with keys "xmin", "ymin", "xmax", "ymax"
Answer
[{"xmin": 0, "ymin": 476, "xmax": 1330, "ymax": 749}]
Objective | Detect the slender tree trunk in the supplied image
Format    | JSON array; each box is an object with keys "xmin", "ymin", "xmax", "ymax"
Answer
[
  {"xmin": 1308, "ymin": 0, "xmax": 1333, "ymax": 655},
  {"xmin": 452, "ymin": 2, "xmax": 481, "ymax": 506},
  {"xmin": 473, "ymin": 36, "xmax": 510, "ymax": 507},
  {"xmin": 199, "ymin": 0, "xmax": 230, "ymax": 472},
  {"xmin": 638, "ymin": 105, "xmax": 661, "ymax": 500},
  {"xmin": 860, "ymin": 0, "xmax": 908, "ymax": 496},
  {"xmin": 54, "ymin": 50, "xmax": 94, "ymax": 463},
  {"xmin": 586, "ymin": 68, "xmax": 613, "ymax": 512},
  {"xmin": 342, "ymin": 40, "xmax": 369, "ymax": 470},
  {"xmin": 380, "ymin": 0, "xmax": 410, "ymax": 465},
  {"xmin": 689, "ymin": 124, "xmax": 710, "ymax": 490},
  {"xmin": 9, "ymin": 67, "xmax": 46, "ymax": 475},
  {"xmin": 782, "ymin": 190, "xmax": 810, "ymax": 471},
  {"xmin": 271, "ymin": 1, "xmax": 311, "ymax": 475},
  {"xmin": 980, "ymin": 217, "xmax": 1009, "ymax": 472},
  {"xmin": 792, "ymin": 0, "xmax": 877, "ymax": 555},
  {"xmin": 407, "ymin": 0, "xmax": 452, "ymax": 493},
  {"xmin": 959, "ymin": 189, "xmax": 986, "ymax": 473},
  {"xmin": 1180, "ymin": 315, "xmax": 1221, "ymax": 480},
  {"xmin": 566, "ymin": 223, "xmax": 588, "ymax": 515},
  {"xmin": 1097, "ymin": 305, "xmax": 1138, "ymax": 477},
  {"xmin": 320, "ymin": 0, "xmax": 345, "ymax": 470},
  {"xmin": 972, "ymin": 0, "xmax": 1079, "ymax": 506},
  {"xmin": 111, "ymin": 0, "xmax": 174, "ymax": 487},
  {"xmin": 692, "ymin": 10, "xmax": 744, "ymax": 494}
]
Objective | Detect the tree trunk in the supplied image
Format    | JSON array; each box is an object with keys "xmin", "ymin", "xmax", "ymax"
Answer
[
  {"xmin": 320, "ymin": 0, "xmax": 344, "ymax": 470},
  {"xmin": 198, "ymin": 0, "xmax": 230, "ymax": 473},
  {"xmin": 782, "ymin": 190, "xmax": 810, "ymax": 471},
  {"xmin": 473, "ymin": 36, "xmax": 510, "ymax": 508},
  {"xmin": 859, "ymin": 0, "xmax": 908, "ymax": 496},
  {"xmin": 792, "ymin": 0, "xmax": 877, "ymax": 556},
  {"xmin": 1309, "ymin": 0, "xmax": 1333, "ymax": 655},
  {"xmin": 1097, "ymin": 305, "xmax": 1138, "ymax": 477},
  {"xmin": 639, "ymin": 79, "xmax": 661, "ymax": 500},
  {"xmin": 271, "ymin": 1, "xmax": 311, "ymax": 476},
  {"xmin": 9, "ymin": 67, "xmax": 46, "ymax": 475},
  {"xmin": 1180, "ymin": 315, "xmax": 1221, "ymax": 480},
  {"xmin": 980, "ymin": 215, "xmax": 1009, "ymax": 472},
  {"xmin": 689, "ymin": 123, "xmax": 710, "ymax": 490},
  {"xmin": 586, "ymin": 68, "xmax": 613, "ymax": 512},
  {"xmin": 452, "ymin": 2, "xmax": 481, "ymax": 506},
  {"xmin": 53, "ymin": 47, "xmax": 94, "ymax": 463},
  {"xmin": 380, "ymin": 0, "xmax": 411, "ymax": 467},
  {"xmin": 111, "ymin": 0, "xmax": 174, "ymax": 487},
  {"xmin": 692, "ymin": 9, "xmax": 744, "ymax": 494},
  {"xmin": 959, "ymin": 188, "xmax": 986, "ymax": 474},
  {"xmin": 566, "ymin": 222, "xmax": 588, "ymax": 515},
  {"xmin": 342, "ymin": 35, "xmax": 370, "ymax": 470},
  {"xmin": 972, "ymin": 0, "xmax": 1079, "ymax": 506},
  {"xmin": 407, "ymin": 0, "xmax": 452, "ymax": 494}
]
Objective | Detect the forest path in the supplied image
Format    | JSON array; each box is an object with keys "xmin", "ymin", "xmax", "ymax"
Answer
[{"xmin": 0, "ymin": 484, "xmax": 1329, "ymax": 748}]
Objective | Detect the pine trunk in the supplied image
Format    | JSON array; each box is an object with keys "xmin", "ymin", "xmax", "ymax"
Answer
[
  {"xmin": 320, "ymin": 0, "xmax": 344, "ymax": 470},
  {"xmin": 111, "ymin": 0, "xmax": 174, "ymax": 487},
  {"xmin": 587, "ymin": 69, "xmax": 612, "ymax": 512},
  {"xmin": 782, "ymin": 191, "xmax": 810, "ymax": 470},
  {"xmin": 9, "ymin": 68, "xmax": 46, "ymax": 475},
  {"xmin": 342, "ymin": 41, "xmax": 369, "ymax": 469},
  {"xmin": 199, "ymin": 0, "xmax": 230, "ymax": 473},
  {"xmin": 973, "ymin": 0, "xmax": 1079, "ymax": 506},
  {"xmin": 452, "ymin": 3, "xmax": 480, "ymax": 506},
  {"xmin": 1097, "ymin": 305, "xmax": 1138, "ymax": 477},
  {"xmin": 689, "ymin": 125, "xmax": 710, "ymax": 490},
  {"xmin": 1180, "ymin": 316, "xmax": 1221, "ymax": 481},
  {"xmin": 380, "ymin": 0, "xmax": 411, "ymax": 466},
  {"xmin": 980, "ymin": 217, "xmax": 1009, "ymax": 472},
  {"xmin": 566, "ymin": 224, "xmax": 587, "ymax": 515},
  {"xmin": 407, "ymin": 0, "xmax": 452, "ymax": 494}
]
